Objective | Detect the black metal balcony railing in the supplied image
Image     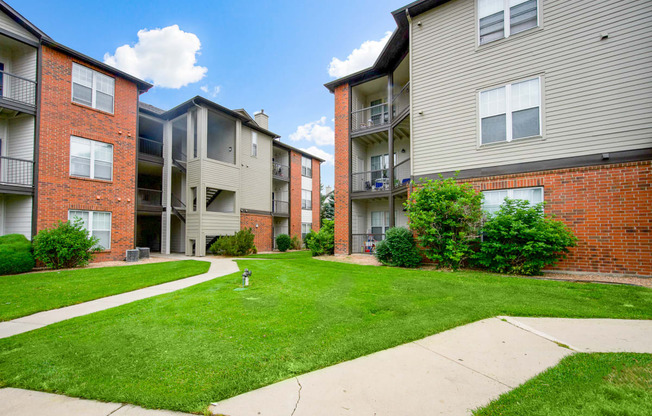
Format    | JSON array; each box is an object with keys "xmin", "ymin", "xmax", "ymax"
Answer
[
  {"xmin": 393, "ymin": 158, "xmax": 411, "ymax": 188},
  {"xmin": 352, "ymin": 233, "xmax": 385, "ymax": 254},
  {"xmin": 0, "ymin": 70, "xmax": 37, "ymax": 108},
  {"xmin": 139, "ymin": 137, "xmax": 163, "ymax": 157},
  {"xmin": 137, "ymin": 188, "xmax": 162, "ymax": 207},
  {"xmin": 0, "ymin": 156, "xmax": 34, "ymax": 187},
  {"xmin": 351, "ymin": 169, "xmax": 391, "ymax": 193},
  {"xmin": 392, "ymin": 82, "xmax": 410, "ymax": 118},
  {"xmin": 272, "ymin": 200, "xmax": 289, "ymax": 215},
  {"xmin": 351, "ymin": 103, "xmax": 389, "ymax": 133},
  {"xmin": 272, "ymin": 162, "xmax": 289, "ymax": 180}
]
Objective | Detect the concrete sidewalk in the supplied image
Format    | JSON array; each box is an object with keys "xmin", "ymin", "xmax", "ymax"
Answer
[
  {"xmin": 0, "ymin": 255, "xmax": 239, "ymax": 339},
  {"xmin": 209, "ymin": 317, "xmax": 652, "ymax": 416}
]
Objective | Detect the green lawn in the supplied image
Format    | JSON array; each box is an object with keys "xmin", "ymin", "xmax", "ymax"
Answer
[
  {"xmin": 0, "ymin": 252, "xmax": 650, "ymax": 413},
  {"xmin": 0, "ymin": 260, "xmax": 210, "ymax": 321},
  {"xmin": 474, "ymin": 353, "xmax": 652, "ymax": 416}
]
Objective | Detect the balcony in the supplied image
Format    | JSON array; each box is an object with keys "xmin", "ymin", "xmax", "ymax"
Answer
[
  {"xmin": 0, "ymin": 70, "xmax": 37, "ymax": 113},
  {"xmin": 352, "ymin": 170, "xmax": 391, "ymax": 193},
  {"xmin": 392, "ymin": 82, "xmax": 409, "ymax": 120},
  {"xmin": 137, "ymin": 188, "xmax": 162, "ymax": 211},
  {"xmin": 272, "ymin": 199, "xmax": 289, "ymax": 216},
  {"xmin": 272, "ymin": 162, "xmax": 289, "ymax": 181},
  {"xmin": 352, "ymin": 233, "xmax": 385, "ymax": 254},
  {"xmin": 351, "ymin": 103, "xmax": 389, "ymax": 133},
  {"xmin": 393, "ymin": 158, "xmax": 411, "ymax": 189},
  {"xmin": 0, "ymin": 156, "xmax": 34, "ymax": 190},
  {"xmin": 139, "ymin": 137, "xmax": 163, "ymax": 158}
]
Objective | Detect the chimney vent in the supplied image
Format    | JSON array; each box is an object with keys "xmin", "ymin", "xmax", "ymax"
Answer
[{"xmin": 254, "ymin": 109, "xmax": 269, "ymax": 130}]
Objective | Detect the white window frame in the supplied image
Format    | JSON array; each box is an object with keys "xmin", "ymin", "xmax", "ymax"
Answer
[
  {"xmin": 301, "ymin": 223, "xmax": 312, "ymax": 240},
  {"xmin": 68, "ymin": 210, "xmax": 112, "ymax": 250},
  {"xmin": 69, "ymin": 136, "xmax": 114, "ymax": 180},
  {"xmin": 478, "ymin": 76, "xmax": 542, "ymax": 146},
  {"xmin": 71, "ymin": 63, "xmax": 115, "ymax": 114},
  {"xmin": 301, "ymin": 156, "xmax": 312, "ymax": 178},
  {"xmin": 302, "ymin": 189, "xmax": 312, "ymax": 210},
  {"xmin": 477, "ymin": 0, "xmax": 540, "ymax": 46},
  {"xmin": 251, "ymin": 131, "xmax": 258, "ymax": 157},
  {"xmin": 482, "ymin": 186, "xmax": 544, "ymax": 214}
]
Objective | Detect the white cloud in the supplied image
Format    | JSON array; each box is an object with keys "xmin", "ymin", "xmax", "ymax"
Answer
[
  {"xmin": 300, "ymin": 146, "xmax": 334, "ymax": 166},
  {"xmin": 200, "ymin": 84, "xmax": 222, "ymax": 97},
  {"xmin": 104, "ymin": 25, "xmax": 207, "ymax": 89},
  {"xmin": 328, "ymin": 31, "xmax": 392, "ymax": 78},
  {"xmin": 289, "ymin": 116, "xmax": 334, "ymax": 146}
]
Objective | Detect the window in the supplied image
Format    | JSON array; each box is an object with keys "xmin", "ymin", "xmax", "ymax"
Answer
[
  {"xmin": 482, "ymin": 187, "xmax": 543, "ymax": 215},
  {"xmin": 480, "ymin": 77, "xmax": 540, "ymax": 144},
  {"xmin": 301, "ymin": 156, "xmax": 312, "ymax": 177},
  {"xmin": 191, "ymin": 187, "xmax": 197, "ymax": 212},
  {"xmin": 70, "ymin": 136, "xmax": 113, "ymax": 180},
  {"xmin": 301, "ymin": 223, "xmax": 312, "ymax": 240},
  {"xmin": 302, "ymin": 189, "xmax": 312, "ymax": 210},
  {"xmin": 251, "ymin": 131, "xmax": 258, "ymax": 157},
  {"xmin": 479, "ymin": 0, "xmax": 538, "ymax": 45},
  {"xmin": 72, "ymin": 63, "xmax": 115, "ymax": 113},
  {"xmin": 68, "ymin": 210, "xmax": 111, "ymax": 250},
  {"xmin": 370, "ymin": 211, "xmax": 390, "ymax": 237}
]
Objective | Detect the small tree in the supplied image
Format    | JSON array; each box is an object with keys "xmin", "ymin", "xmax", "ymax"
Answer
[
  {"xmin": 33, "ymin": 219, "xmax": 101, "ymax": 269},
  {"xmin": 375, "ymin": 227, "xmax": 422, "ymax": 268},
  {"xmin": 474, "ymin": 199, "xmax": 577, "ymax": 275},
  {"xmin": 321, "ymin": 191, "xmax": 334, "ymax": 226},
  {"xmin": 276, "ymin": 234, "xmax": 292, "ymax": 252},
  {"xmin": 306, "ymin": 220, "xmax": 334, "ymax": 256},
  {"xmin": 405, "ymin": 175, "xmax": 483, "ymax": 269}
]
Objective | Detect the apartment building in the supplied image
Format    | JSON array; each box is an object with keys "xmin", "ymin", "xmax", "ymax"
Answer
[
  {"xmin": 0, "ymin": 1, "xmax": 152, "ymax": 261},
  {"xmin": 1, "ymin": 1, "xmax": 319, "ymax": 260},
  {"xmin": 137, "ymin": 98, "xmax": 322, "ymax": 256},
  {"xmin": 326, "ymin": 0, "xmax": 652, "ymax": 275}
]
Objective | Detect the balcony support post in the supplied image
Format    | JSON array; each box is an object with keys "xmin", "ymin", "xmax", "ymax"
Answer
[{"xmin": 387, "ymin": 73, "xmax": 395, "ymax": 228}]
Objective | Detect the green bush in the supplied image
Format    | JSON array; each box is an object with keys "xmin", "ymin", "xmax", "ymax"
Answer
[
  {"xmin": 0, "ymin": 234, "xmax": 35, "ymax": 275},
  {"xmin": 209, "ymin": 228, "xmax": 257, "ymax": 256},
  {"xmin": 474, "ymin": 199, "xmax": 577, "ymax": 275},
  {"xmin": 276, "ymin": 234, "xmax": 292, "ymax": 252},
  {"xmin": 405, "ymin": 175, "xmax": 483, "ymax": 270},
  {"xmin": 33, "ymin": 219, "xmax": 101, "ymax": 269},
  {"xmin": 374, "ymin": 227, "xmax": 422, "ymax": 268},
  {"xmin": 290, "ymin": 235, "xmax": 302, "ymax": 250},
  {"xmin": 303, "ymin": 231, "xmax": 316, "ymax": 249},
  {"xmin": 306, "ymin": 220, "xmax": 334, "ymax": 256}
]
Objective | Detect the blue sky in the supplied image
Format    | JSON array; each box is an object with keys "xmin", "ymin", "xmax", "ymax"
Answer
[{"xmin": 16, "ymin": 0, "xmax": 407, "ymax": 188}]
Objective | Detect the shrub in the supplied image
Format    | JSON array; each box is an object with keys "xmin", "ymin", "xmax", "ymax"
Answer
[
  {"xmin": 374, "ymin": 227, "xmax": 422, "ymax": 268},
  {"xmin": 474, "ymin": 199, "xmax": 577, "ymax": 275},
  {"xmin": 0, "ymin": 234, "xmax": 35, "ymax": 275},
  {"xmin": 405, "ymin": 175, "xmax": 483, "ymax": 270},
  {"xmin": 209, "ymin": 228, "xmax": 257, "ymax": 256},
  {"xmin": 290, "ymin": 235, "xmax": 302, "ymax": 250},
  {"xmin": 306, "ymin": 220, "xmax": 334, "ymax": 256},
  {"xmin": 33, "ymin": 219, "xmax": 101, "ymax": 269},
  {"xmin": 303, "ymin": 231, "xmax": 316, "ymax": 249},
  {"xmin": 276, "ymin": 234, "xmax": 292, "ymax": 252}
]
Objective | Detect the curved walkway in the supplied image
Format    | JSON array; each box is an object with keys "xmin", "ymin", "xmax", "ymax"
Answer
[{"xmin": 0, "ymin": 255, "xmax": 239, "ymax": 339}]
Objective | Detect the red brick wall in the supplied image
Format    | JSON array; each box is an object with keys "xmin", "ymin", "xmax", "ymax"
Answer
[
  {"xmin": 37, "ymin": 46, "xmax": 140, "ymax": 261},
  {"xmin": 240, "ymin": 212, "xmax": 273, "ymax": 252},
  {"xmin": 333, "ymin": 84, "xmax": 350, "ymax": 254},
  {"xmin": 464, "ymin": 161, "xmax": 652, "ymax": 276},
  {"xmin": 312, "ymin": 158, "xmax": 321, "ymax": 232},
  {"xmin": 289, "ymin": 150, "xmax": 302, "ymax": 240}
]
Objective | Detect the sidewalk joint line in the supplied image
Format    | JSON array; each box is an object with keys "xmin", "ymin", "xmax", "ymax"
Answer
[
  {"xmin": 497, "ymin": 316, "xmax": 581, "ymax": 352},
  {"xmin": 411, "ymin": 340, "xmax": 513, "ymax": 389},
  {"xmin": 290, "ymin": 377, "xmax": 302, "ymax": 416},
  {"xmin": 106, "ymin": 403, "xmax": 126, "ymax": 416}
]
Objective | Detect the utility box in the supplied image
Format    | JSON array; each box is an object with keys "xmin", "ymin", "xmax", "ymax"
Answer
[
  {"xmin": 126, "ymin": 249, "xmax": 140, "ymax": 262},
  {"xmin": 137, "ymin": 247, "xmax": 150, "ymax": 259}
]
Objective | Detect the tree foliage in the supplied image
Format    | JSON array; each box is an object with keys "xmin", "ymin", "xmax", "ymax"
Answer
[
  {"xmin": 306, "ymin": 220, "xmax": 334, "ymax": 256},
  {"xmin": 405, "ymin": 176, "xmax": 483, "ymax": 269}
]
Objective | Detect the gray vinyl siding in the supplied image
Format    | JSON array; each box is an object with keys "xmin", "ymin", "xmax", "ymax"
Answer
[
  {"xmin": 10, "ymin": 47, "xmax": 37, "ymax": 81},
  {"xmin": 201, "ymin": 212, "xmax": 240, "ymax": 236},
  {"xmin": 0, "ymin": 11, "xmax": 37, "ymax": 42},
  {"xmin": 411, "ymin": 0, "xmax": 652, "ymax": 176},
  {"xmin": 239, "ymin": 126, "xmax": 272, "ymax": 212},
  {"xmin": 3, "ymin": 194, "xmax": 32, "ymax": 238},
  {"xmin": 6, "ymin": 115, "xmax": 34, "ymax": 160}
]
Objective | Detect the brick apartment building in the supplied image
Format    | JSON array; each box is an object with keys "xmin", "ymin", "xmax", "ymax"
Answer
[
  {"xmin": 136, "ymin": 99, "xmax": 322, "ymax": 255},
  {"xmin": 326, "ymin": 0, "xmax": 652, "ymax": 276},
  {"xmin": 0, "ymin": 1, "xmax": 321, "ymax": 260}
]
